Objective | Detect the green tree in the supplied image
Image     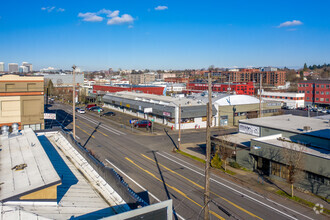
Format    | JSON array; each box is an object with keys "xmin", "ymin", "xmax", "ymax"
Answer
[
  {"xmin": 299, "ymin": 71, "xmax": 304, "ymax": 80},
  {"xmin": 303, "ymin": 63, "xmax": 308, "ymax": 71},
  {"xmin": 47, "ymin": 80, "xmax": 54, "ymax": 96}
]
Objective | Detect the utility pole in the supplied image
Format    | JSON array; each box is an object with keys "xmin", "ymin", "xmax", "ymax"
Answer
[
  {"xmin": 259, "ymin": 72, "xmax": 262, "ymax": 118},
  {"xmin": 204, "ymin": 71, "xmax": 212, "ymax": 220},
  {"xmin": 178, "ymin": 104, "xmax": 181, "ymax": 151},
  {"xmin": 72, "ymin": 65, "xmax": 76, "ymax": 140}
]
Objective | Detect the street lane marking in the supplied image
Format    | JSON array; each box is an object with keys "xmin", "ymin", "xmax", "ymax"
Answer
[
  {"xmin": 125, "ymin": 157, "xmax": 225, "ymax": 220},
  {"xmin": 158, "ymin": 152, "xmax": 314, "ymax": 220},
  {"xmin": 77, "ymin": 119, "xmax": 109, "ymax": 137},
  {"xmin": 141, "ymin": 154, "xmax": 262, "ymax": 220},
  {"xmin": 75, "ymin": 111, "xmax": 126, "ymax": 135},
  {"xmin": 162, "ymin": 152, "xmax": 263, "ymax": 198},
  {"xmin": 104, "ymin": 159, "xmax": 185, "ymax": 220},
  {"xmin": 61, "ymin": 105, "xmax": 126, "ymax": 135},
  {"xmin": 76, "ymin": 125, "xmax": 95, "ymax": 139}
]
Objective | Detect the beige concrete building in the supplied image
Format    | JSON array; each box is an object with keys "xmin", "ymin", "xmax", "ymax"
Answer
[
  {"xmin": 130, "ymin": 73, "xmax": 156, "ymax": 85},
  {"xmin": 0, "ymin": 74, "xmax": 44, "ymax": 130}
]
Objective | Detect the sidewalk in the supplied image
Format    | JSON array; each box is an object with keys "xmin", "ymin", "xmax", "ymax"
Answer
[{"xmin": 180, "ymin": 143, "xmax": 330, "ymax": 213}]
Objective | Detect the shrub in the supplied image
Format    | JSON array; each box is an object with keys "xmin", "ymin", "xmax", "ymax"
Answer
[
  {"xmin": 211, "ymin": 153, "xmax": 222, "ymax": 169},
  {"xmin": 229, "ymin": 161, "xmax": 241, "ymax": 169}
]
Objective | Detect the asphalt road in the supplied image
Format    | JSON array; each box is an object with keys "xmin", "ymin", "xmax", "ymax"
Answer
[{"xmin": 45, "ymin": 102, "xmax": 325, "ymax": 220}]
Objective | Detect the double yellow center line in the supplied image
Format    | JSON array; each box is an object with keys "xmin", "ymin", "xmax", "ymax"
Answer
[
  {"xmin": 125, "ymin": 157, "xmax": 225, "ymax": 220},
  {"xmin": 126, "ymin": 154, "xmax": 263, "ymax": 220}
]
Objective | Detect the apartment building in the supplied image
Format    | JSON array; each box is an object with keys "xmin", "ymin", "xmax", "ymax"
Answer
[
  {"xmin": 186, "ymin": 82, "xmax": 255, "ymax": 95},
  {"xmin": 0, "ymin": 74, "xmax": 44, "ymax": 130},
  {"xmin": 205, "ymin": 69, "xmax": 286, "ymax": 87},
  {"xmin": 130, "ymin": 73, "xmax": 156, "ymax": 85},
  {"xmin": 297, "ymin": 80, "xmax": 330, "ymax": 106}
]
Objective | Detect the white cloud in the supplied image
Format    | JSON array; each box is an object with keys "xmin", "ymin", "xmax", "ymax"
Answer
[
  {"xmin": 109, "ymin": 10, "xmax": 120, "ymax": 18},
  {"xmin": 78, "ymin": 9, "xmax": 134, "ymax": 26},
  {"xmin": 78, "ymin": 12, "xmax": 103, "ymax": 22},
  {"xmin": 41, "ymin": 6, "xmax": 64, "ymax": 13},
  {"xmin": 278, "ymin": 20, "xmax": 303, "ymax": 28},
  {"xmin": 107, "ymin": 14, "xmax": 134, "ymax": 25},
  {"xmin": 155, "ymin": 6, "xmax": 168, "ymax": 11}
]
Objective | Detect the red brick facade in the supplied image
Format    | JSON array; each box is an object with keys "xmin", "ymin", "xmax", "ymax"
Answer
[
  {"xmin": 298, "ymin": 80, "xmax": 330, "ymax": 105},
  {"xmin": 186, "ymin": 82, "xmax": 254, "ymax": 95}
]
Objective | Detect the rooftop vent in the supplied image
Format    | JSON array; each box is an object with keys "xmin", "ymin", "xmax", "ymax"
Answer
[
  {"xmin": 1, "ymin": 125, "xmax": 9, "ymax": 137},
  {"xmin": 11, "ymin": 123, "xmax": 19, "ymax": 135}
]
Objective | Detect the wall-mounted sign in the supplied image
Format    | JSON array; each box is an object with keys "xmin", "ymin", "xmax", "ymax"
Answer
[
  {"xmin": 144, "ymin": 108, "xmax": 152, "ymax": 113},
  {"xmin": 44, "ymin": 113, "xmax": 56, "ymax": 120},
  {"xmin": 163, "ymin": 112, "xmax": 171, "ymax": 117},
  {"xmin": 126, "ymin": 104, "xmax": 130, "ymax": 107},
  {"xmin": 239, "ymin": 123, "xmax": 260, "ymax": 136}
]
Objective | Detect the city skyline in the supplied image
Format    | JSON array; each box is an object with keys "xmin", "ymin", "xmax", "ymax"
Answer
[{"xmin": 0, "ymin": 0, "xmax": 329, "ymax": 71}]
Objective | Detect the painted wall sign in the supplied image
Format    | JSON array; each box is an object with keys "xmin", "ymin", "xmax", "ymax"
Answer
[
  {"xmin": 44, "ymin": 113, "xmax": 56, "ymax": 120},
  {"xmin": 239, "ymin": 123, "xmax": 260, "ymax": 136}
]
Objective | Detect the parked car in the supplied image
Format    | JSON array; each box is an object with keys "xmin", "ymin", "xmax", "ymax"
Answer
[
  {"xmin": 286, "ymin": 106, "xmax": 295, "ymax": 110},
  {"xmin": 133, "ymin": 120, "xmax": 151, "ymax": 128},
  {"xmin": 102, "ymin": 111, "xmax": 116, "ymax": 117},
  {"xmin": 86, "ymin": 104, "xmax": 97, "ymax": 110},
  {"xmin": 89, "ymin": 106, "xmax": 104, "ymax": 112},
  {"xmin": 321, "ymin": 109, "xmax": 328, "ymax": 114},
  {"xmin": 77, "ymin": 108, "xmax": 86, "ymax": 114}
]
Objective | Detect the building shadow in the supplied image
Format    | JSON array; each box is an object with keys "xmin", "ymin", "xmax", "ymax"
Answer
[
  {"xmin": 151, "ymin": 151, "xmax": 179, "ymax": 220},
  {"xmin": 68, "ymin": 206, "xmax": 118, "ymax": 219},
  {"xmin": 83, "ymin": 122, "xmax": 101, "ymax": 148},
  {"xmin": 37, "ymin": 135, "xmax": 78, "ymax": 203},
  {"xmin": 164, "ymin": 128, "xmax": 178, "ymax": 150}
]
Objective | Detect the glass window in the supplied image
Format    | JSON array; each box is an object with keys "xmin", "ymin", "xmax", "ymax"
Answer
[
  {"xmin": 23, "ymin": 125, "xmax": 30, "ymax": 130},
  {"xmin": 316, "ymin": 85, "xmax": 319, "ymax": 88},
  {"xmin": 30, "ymin": 124, "xmax": 36, "ymax": 130},
  {"xmin": 321, "ymin": 85, "xmax": 324, "ymax": 88},
  {"xmin": 36, "ymin": 124, "xmax": 41, "ymax": 130},
  {"xmin": 316, "ymin": 98, "xmax": 319, "ymax": 101}
]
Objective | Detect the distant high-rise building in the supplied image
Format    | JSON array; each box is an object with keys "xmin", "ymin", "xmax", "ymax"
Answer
[
  {"xmin": 8, "ymin": 63, "xmax": 19, "ymax": 73},
  {"xmin": 0, "ymin": 62, "xmax": 4, "ymax": 72},
  {"xmin": 22, "ymin": 62, "xmax": 33, "ymax": 72},
  {"xmin": 19, "ymin": 66, "xmax": 28, "ymax": 73}
]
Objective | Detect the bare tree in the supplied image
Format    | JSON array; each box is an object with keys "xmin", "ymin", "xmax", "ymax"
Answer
[
  {"xmin": 282, "ymin": 142, "xmax": 305, "ymax": 197},
  {"xmin": 216, "ymin": 135, "xmax": 234, "ymax": 171}
]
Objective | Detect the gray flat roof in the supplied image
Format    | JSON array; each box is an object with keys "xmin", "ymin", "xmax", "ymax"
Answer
[
  {"xmin": 213, "ymin": 133, "xmax": 253, "ymax": 148},
  {"xmin": 0, "ymin": 129, "xmax": 61, "ymax": 201},
  {"xmin": 252, "ymin": 134, "xmax": 330, "ymax": 160},
  {"xmin": 105, "ymin": 91, "xmax": 204, "ymax": 107},
  {"xmin": 239, "ymin": 114, "xmax": 330, "ymax": 139}
]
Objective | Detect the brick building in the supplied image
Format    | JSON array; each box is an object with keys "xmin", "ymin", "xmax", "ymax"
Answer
[
  {"xmin": 298, "ymin": 80, "xmax": 330, "ymax": 106},
  {"xmin": 186, "ymin": 82, "xmax": 254, "ymax": 95},
  {"xmin": 204, "ymin": 69, "xmax": 286, "ymax": 87}
]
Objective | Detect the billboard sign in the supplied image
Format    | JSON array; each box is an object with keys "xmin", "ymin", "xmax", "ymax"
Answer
[
  {"xmin": 239, "ymin": 123, "xmax": 260, "ymax": 136},
  {"xmin": 144, "ymin": 108, "xmax": 152, "ymax": 113},
  {"xmin": 44, "ymin": 113, "xmax": 56, "ymax": 120},
  {"xmin": 163, "ymin": 112, "xmax": 171, "ymax": 117}
]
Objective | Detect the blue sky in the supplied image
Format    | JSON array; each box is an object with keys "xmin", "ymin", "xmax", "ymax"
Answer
[{"xmin": 0, "ymin": 0, "xmax": 329, "ymax": 71}]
